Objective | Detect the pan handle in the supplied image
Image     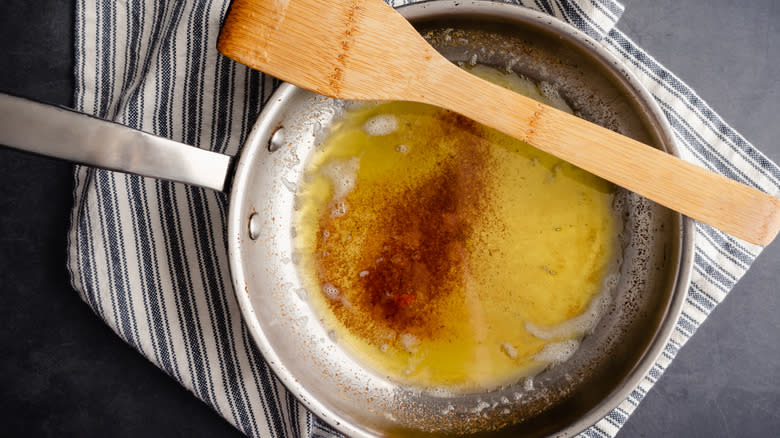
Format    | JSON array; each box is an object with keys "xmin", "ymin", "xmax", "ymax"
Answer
[{"xmin": 0, "ymin": 93, "xmax": 233, "ymax": 193}]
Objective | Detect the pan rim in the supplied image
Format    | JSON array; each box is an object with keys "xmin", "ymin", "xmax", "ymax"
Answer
[{"xmin": 227, "ymin": 1, "xmax": 694, "ymax": 436}]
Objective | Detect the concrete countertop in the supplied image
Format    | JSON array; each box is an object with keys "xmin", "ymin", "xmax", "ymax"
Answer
[{"xmin": 0, "ymin": 0, "xmax": 777, "ymax": 436}]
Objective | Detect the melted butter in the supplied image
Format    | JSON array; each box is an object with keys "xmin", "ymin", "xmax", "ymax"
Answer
[{"xmin": 294, "ymin": 66, "xmax": 619, "ymax": 391}]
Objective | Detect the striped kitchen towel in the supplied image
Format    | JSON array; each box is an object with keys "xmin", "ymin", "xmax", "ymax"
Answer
[{"xmin": 67, "ymin": 0, "xmax": 780, "ymax": 437}]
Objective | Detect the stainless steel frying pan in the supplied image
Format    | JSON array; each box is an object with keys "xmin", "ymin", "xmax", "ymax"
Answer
[{"xmin": 0, "ymin": 1, "xmax": 693, "ymax": 436}]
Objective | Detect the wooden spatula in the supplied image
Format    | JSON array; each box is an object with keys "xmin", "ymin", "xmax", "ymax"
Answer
[{"xmin": 218, "ymin": 0, "xmax": 780, "ymax": 246}]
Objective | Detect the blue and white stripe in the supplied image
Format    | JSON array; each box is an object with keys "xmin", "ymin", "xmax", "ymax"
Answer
[{"xmin": 68, "ymin": 0, "xmax": 779, "ymax": 437}]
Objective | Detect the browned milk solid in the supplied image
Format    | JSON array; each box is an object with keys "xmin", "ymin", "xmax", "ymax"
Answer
[{"xmin": 294, "ymin": 66, "xmax": 620, "ymax": 391}]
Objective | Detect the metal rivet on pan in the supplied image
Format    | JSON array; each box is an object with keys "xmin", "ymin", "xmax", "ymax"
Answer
[
  {"xmin": 248, "ymin": 212, "xmax": 261, "ymax": 240},
  {"xmin": 268, "ymin": 126, "xmax": 285, "ymax": 152}
]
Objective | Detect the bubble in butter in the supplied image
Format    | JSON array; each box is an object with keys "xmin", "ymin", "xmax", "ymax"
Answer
[{"xmin": 293, "ymin": 65, "xmax": 621, "ymax": 392}]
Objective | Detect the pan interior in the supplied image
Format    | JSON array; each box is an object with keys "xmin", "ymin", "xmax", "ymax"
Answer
[
  {"xmin": 229, "ymin": 3, "xmax": 687, "ymax": 437},
  {"xmin": 291, "ymin": 70, "xmax": 624, "ymax": 393}
]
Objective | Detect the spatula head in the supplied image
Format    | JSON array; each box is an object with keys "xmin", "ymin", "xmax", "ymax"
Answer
[{"xmin": 218, "ymin": 0, "xmax": 445, "ymax": 101}]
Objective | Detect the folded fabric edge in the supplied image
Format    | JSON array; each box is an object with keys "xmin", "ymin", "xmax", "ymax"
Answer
[{"xmin": 581, "ymin": 26, "xmax": 780, "ymax": 438}]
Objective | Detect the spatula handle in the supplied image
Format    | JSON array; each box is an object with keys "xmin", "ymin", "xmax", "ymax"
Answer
[{"xmin": 425, "ymin": 64, "xmax": 780, "ymax": 246}]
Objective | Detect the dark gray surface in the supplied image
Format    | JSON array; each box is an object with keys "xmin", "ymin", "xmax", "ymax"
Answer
[
  {"xmin": 0, "ymin": 0, "xmax": 777, "ymax": 437},
  {"xmin": 0, "ymin": 0, "xmax": 241, "ymax": 436}
]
